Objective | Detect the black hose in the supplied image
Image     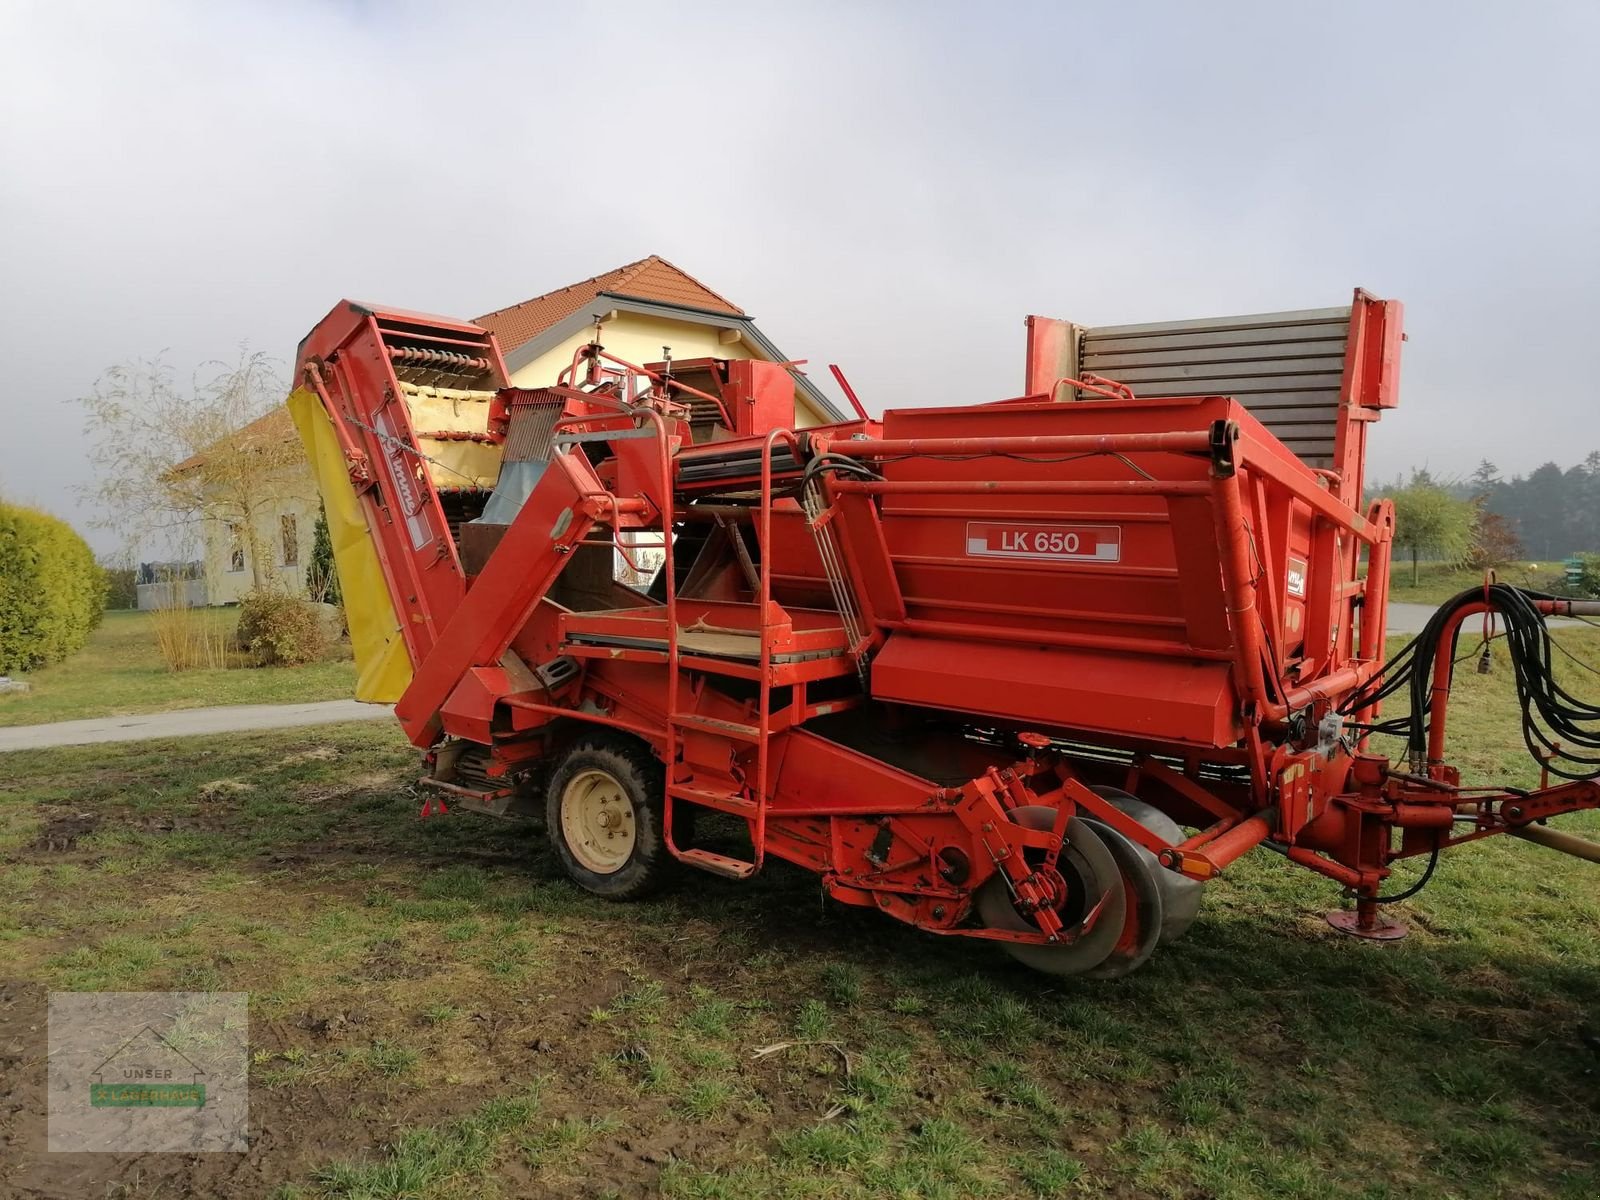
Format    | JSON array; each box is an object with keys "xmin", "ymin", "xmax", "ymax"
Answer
[
  {"xmin": 1340, "ymin": 585, "xmax": 1600, "ymax": 781},
  {"xmin": 1372, "ymin": 838, "xmax": 1440, "ymax": 904}
]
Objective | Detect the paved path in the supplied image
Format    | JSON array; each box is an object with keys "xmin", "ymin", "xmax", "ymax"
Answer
[
  {"xmin": 0, "ymin": 603, "xmax": 1581, "ymax": 752},
  {"xmin": 1387, "ymin": 601, "xmax": 1579, "ymax": 637},
  {"xmin": 0, "ymin": 699, "xmax": 391, "ymax": 753}
]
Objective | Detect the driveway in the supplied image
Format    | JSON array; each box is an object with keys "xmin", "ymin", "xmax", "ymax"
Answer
[
  {"xmin": 0, "ymin": 604, "xmax": 1580, "ymax": 753},
  {"xmin": 1387, "ymin": 601, "xmax": 1579, "ymax": 637},
  {"xmin": 0, "ymin": 699, "xmax": 392, "ymax": 753}
]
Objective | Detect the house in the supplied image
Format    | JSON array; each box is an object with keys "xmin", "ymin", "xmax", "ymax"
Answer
[
  {"xmin": 186, "ymin": 256, "xmax": 837, "ymax": 604},
  {"xmin": 476, "ymin": 255, "xmax": 842, "ymax": 427},
  {"xmin": 170, "ymin": 408, "xmax": 321, "ymax": 607}
]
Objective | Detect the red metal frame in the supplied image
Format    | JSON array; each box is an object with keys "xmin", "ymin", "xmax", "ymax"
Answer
[{"xmin": 292, "ymin": 290, "xmax": 1600, "ymax": 964}]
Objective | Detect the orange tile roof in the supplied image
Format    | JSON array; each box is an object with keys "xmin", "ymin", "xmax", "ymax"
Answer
[{"xmin": 476, "ymin": 255, "xmax": 745, "ymax": 354}]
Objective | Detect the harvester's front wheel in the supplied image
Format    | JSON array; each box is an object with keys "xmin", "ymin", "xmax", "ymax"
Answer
[{"xmin": 546, "ymin": 736, "xmax": 668, "ymax": 900}]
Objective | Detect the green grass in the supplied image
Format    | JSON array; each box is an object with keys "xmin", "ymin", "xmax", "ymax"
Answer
[
  {"xmin": 0, "ymin": 608, "xmax": 356, "ymax": 726},
  {"xmin": 1382, "ymin": 624, "xmax": 1600, "ymax": 785},
  {"xmin": 1384, "ymin": 559, "xmax": 1554, "ymax": 606},
  {"xmin": 4, "ymin": 628, "xmax": 1600, "ymax": 1198},
  {"xmin": 312, "ymin": 1082, "xmax": 545, "ymax": 1197}
]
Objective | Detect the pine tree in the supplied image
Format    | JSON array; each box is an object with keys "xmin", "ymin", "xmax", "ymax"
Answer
[
  {"xmin": 1469, "ymin": 459, "xmax": 1501, "ymax": 495},
  {"xmin": 305, "ymin": 504, "xmax": 342, "ymax": 606}
]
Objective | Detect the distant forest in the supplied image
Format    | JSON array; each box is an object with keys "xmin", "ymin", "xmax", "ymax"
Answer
[{"xmin": 1380, "ymin": 451, "xmax": 1600, "ymax": 561}]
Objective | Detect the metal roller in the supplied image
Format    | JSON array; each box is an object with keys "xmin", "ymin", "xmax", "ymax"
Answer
[
  {"xmin": 1081, "ymin": 817, "xmax": 1165, "ymax": 979},
  {"xmin": 974, "ymin": 808, "xmax": 1125, "ymax": 976},
  {"xmin": 1092, "ymin": 786, "xmax": 1204, "ymax": 944}
]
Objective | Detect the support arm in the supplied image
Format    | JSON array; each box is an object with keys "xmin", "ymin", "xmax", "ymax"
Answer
[{"xmin": 394, "ymin": 450, "xmax": 643, "ymax": 745}]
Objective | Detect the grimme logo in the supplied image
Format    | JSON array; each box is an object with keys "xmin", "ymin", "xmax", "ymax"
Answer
[
  {"xmin": 1287, "ymin": 555, "xmax": 1309, "ymax": 598},
  {"xmin": 88, "ymin": 1025, "xmax": 207, "ymax": 1109}
]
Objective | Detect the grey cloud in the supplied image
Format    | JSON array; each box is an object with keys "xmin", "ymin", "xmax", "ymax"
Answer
[{"xmin": 3, "ymin": 0, "xmax": 1596, "ymax": 553}]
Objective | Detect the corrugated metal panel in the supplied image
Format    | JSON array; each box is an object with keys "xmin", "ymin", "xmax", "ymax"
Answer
[{"xmin": 1080, "ymin": 306, "xmax": 1352, "ymax": 468}]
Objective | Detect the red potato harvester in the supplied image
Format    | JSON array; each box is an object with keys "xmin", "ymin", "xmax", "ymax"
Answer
[{"xmin": 286, "ymin": 290, "xmax": 1600, "ymax": 977}]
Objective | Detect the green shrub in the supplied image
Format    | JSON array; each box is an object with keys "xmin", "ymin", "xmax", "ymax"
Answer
[
  {"xmin": 0, "ymin": 503, "xmax": 106, "ymax": 673},
  {"xmin": 1572, "ymin": 552, "xmax": 1600, "ymax": 599},
  {"xmin": 235, "ymin": 590, "xmax": 328, "ymax": 666}
]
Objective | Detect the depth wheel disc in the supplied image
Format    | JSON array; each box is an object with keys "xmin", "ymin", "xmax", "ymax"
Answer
[
  {"xmin": 559, "ymin": 767, "xmax": 637, "ymax": 875},
  {"xmin": 1093, "ymin": 787, "xmax": 1204, "ymax": 944},
  {"xmin": 1081, "ymin": 818, "xmax": 1165, "ymax": 979},
  {"xmin": 974, "ymin": 808, "xmax": 1126, "ymax": 977}
]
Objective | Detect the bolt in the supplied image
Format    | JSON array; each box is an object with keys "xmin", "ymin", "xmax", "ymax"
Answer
[
  {"xmin": 932, "ymin": 905, "xmax": 947, "ymax": 920},
  {"xmin": 1507, "ymin": 805, "xmax": 1524, "ymax": 820}
]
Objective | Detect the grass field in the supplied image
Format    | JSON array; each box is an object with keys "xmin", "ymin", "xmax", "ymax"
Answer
[
  {"xmin": 0, "ymin": 609, "xmax": 356, "ymax": 728},
  {"xmin": 1385, "ymin": 561, "xmax": 1557, "ymax": 607},
  {"xmin": 2, "ymin": 633, "xmax": 1599, "ymax": 1197}
]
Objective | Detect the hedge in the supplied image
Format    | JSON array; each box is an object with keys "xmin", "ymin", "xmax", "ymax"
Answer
[{"xmin": 0, "ymin": 502, "xmax": 106, "ymax": 673}]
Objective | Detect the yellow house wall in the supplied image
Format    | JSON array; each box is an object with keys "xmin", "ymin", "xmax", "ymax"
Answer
[
  {"xmin": 508, "ymin": 312, "xmax": 831, "ymax": 428},
  {"xmin": 200, "ymin": 484, "xmax": 321, "ymax": 605}
]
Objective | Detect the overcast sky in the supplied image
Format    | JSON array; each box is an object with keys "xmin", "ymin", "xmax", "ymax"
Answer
[{"xmin": 3, "ymin": 1, "xmax": 1597, "ymax": 556}]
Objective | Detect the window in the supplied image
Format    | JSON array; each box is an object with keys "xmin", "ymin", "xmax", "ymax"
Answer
[
  {"xmin": 281, "ymin": 514, "xmax": 299, "ymax": 567},
  {"xmin": 227, "ymin": 524, "xmax": 245, "ymax": 573}
]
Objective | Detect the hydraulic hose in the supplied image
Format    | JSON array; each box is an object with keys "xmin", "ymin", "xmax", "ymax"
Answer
[{"xmin": 1340, "ymin": 585, "xmax": 1600, "ymax": 780}]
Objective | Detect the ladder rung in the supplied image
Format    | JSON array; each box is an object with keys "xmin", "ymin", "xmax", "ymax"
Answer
[
  {"xmin": 677, "ymin": 847, "xmax": 758, "ymax": 880},
  {"xmin": 669, "ymin": 783, "xmax": 758, "ymax": 815},
  {"xmin": 670, "ymin": 712, "xmax": 761, "ymax": 741}
]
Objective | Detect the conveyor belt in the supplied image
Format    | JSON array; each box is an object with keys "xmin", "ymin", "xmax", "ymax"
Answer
[{"xmin": 675, "ymin": 441, "xmax": 806, "ymax": 490}]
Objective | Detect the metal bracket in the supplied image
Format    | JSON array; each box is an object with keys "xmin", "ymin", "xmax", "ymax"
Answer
[
  {"xmin": 1208, "ymin": 419, "xmax": 1239, "ymax": 478},
  {"xmin": 535, "ymin": 656, "xmax": 580, "ymax": 691}
]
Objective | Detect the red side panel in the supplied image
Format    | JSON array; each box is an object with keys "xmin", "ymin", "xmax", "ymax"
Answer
[
  {"xmin": 724, "ymin": 360, "xmax": 798, "ymax": 437},
  {"xmin": 872, "ymin": 634, "xmax": 1239, "ymax": 747},
  {"xmin": 1023, "ymin": 315, "xmax": 1079, "ymax": 398}
]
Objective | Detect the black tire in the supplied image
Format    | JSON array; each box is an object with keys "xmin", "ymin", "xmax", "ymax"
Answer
[{"xmin": 545, "ymin": 735, "xmax": 669, "ymax": 900}]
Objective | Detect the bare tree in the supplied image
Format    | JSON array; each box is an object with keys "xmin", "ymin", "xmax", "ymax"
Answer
[{"xmin": 78, "ymin": 349, "xmax": 303, "ymax": 592}]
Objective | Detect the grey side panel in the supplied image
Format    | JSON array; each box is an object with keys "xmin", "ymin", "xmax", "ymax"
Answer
[{"xmin": 1079, "ymin": 306, "xmax": 1352, "ymax": 468}]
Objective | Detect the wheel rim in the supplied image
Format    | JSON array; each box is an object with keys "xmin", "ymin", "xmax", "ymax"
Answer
[
  {"xmin": 560, "ymin": 768, "xmax": 636, "ymax": 874},
  {"xmin": 974, "ymin": 809, "xmax": 1127, "ymax": 977}
]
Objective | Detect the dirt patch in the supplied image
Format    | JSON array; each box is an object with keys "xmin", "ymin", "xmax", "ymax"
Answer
[
  {"xmin": 746, "ymin": 1041, "xmax": 853, "ymax": 1122},
  {"xmin": 0, "ymin": 976, "xmax": 565, "ymax": 1199},
  {"xmin": 29, "ymin": 811, "xmax": 101, "ymax": 853},
  {"xmin": 296, "ymin": 1007, "xmax": 371, "ymax": 1039},
  {"xmin": 197, "ymin": 778, "xmax": 255, "ymax": 802},
  {"xmin": 357, "ymin": 938, "xmax": 437, "ymax": 982}
]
